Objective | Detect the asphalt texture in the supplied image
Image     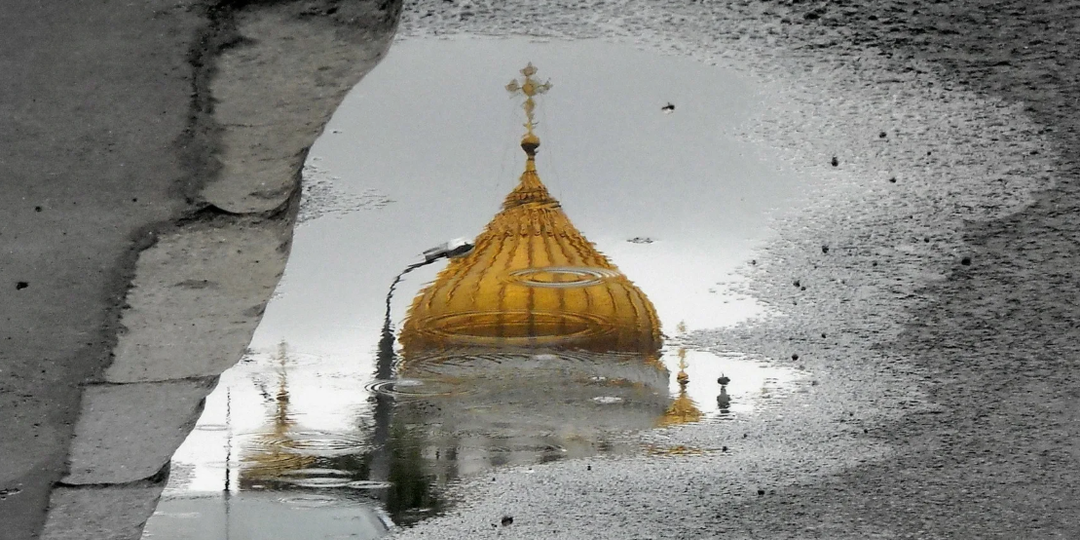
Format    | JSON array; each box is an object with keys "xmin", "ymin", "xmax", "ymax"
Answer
[{"xmin": 2, "ymin": 0, "xmax": 1078, "ymax": 539}]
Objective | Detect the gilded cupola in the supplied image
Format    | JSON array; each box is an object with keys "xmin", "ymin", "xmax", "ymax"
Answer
[{"xmin": 399, "ymin": 63, "xmax": 661, "ymax": 357}]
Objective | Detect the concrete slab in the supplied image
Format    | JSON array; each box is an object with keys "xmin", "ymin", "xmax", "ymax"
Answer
[
  {"xmin": 104, "ymin": 222, "xmax": 289, "ymax": 383},
  {"xmin": 201, "ymin": 9, "xmax": 394, "ymax": 214},
  {"xmin": 40, "ymin": 483, "xmax": 165, "ymax": 540},
  {"xmin": 63, "ymin": 380, "xmax": 216, "ymax": 485}
]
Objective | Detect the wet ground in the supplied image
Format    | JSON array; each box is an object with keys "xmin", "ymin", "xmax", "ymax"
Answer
[
  {"xmin": 143, "ymin": 37, "xmax": 809, "ymax": 536},
  {"xmin": 8, "ymin": 0, "xmax": 1080, "ymax": 538}
]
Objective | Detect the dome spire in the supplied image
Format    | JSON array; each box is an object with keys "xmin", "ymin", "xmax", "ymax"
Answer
[{"xmin": 506, "ymin": 62, "xmax": 552, "ymax": 156}]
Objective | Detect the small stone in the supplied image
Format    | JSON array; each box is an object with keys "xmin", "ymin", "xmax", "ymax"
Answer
[
  {"xmin": 821, "ymin": 245, "xmax": 829, "ymax": 254},
  {"xmin": 722, "ymin": 446, "xmax": 728, "ymax": 452},
  {"xmin": 830, "ymin": 156, "xmax": 839, "ymax": 167},
  {"xmin": 879, "ymin": 131, "xmax": 887, "ymax": 138},
  {"xmin": 34, "ymin": 206, "xmax": 42, "ymax": 212},
  {"xmin": 757, "ymin": 489, "xmax": 766, "ymax": 496},
  {"xmin": 501, "ymin": 516, "xmax": 514, "ymax": 527},
  {"xmin": 961, "ymin": 257, "xmax": 972, "ymax": 266},
  {"xmin": 16, "ymin": 281, "xmax": 28, "ymax": 290},
  {"xmin": 791, "ymin": 353, "xmax": 799, "ymax": 361},
  {"xmin": 889, "ymin": 177, "xmax": 897, "ymax": 183},
  {"xmin": 793, "ymin": 280, "xmax": 801, "ymax": 288}
]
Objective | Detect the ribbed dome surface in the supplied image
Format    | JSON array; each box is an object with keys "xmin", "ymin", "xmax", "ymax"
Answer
[{"xmin": 400, "ymin": 150, "xmax": 661, "ymax": 355}]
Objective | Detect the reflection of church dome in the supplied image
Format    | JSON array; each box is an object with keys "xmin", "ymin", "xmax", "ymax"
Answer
[
  {"xmin": 389, "ymin": 64, "xmax": 670, "ymax": 475},
  {"xmin": 400, "ymin": 63, "xmax": 660, "ymax": 356}
]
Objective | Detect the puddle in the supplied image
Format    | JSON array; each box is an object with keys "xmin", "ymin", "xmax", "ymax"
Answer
[{"xmin": 143, "ymin": 36, "xmax": 806, "ymax": 537}]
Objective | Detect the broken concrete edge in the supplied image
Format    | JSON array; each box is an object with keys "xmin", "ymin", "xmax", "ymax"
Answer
[
  {"xmin": 42, "ymin": 465, "xmax": 170, "ymax": 540},
  {"xmin": 61, "ymin": 378, "xmax": 217, "ymax": 485},
  {"xmin": 33, "ymin": 1, "xmax": 403, "ymax": 537}
]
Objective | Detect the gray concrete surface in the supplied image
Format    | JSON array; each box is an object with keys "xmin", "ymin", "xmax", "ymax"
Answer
[
  {"xmin": 0, "ymin": 1, "xmax": 399, "ymax": 539},
  {"xmin": 63, "ymin": 380, "xmax": 216, "ymax": 485},
  {"xmin": 40, "ymin": 483, "xmax": 167, "ymax": 540}
]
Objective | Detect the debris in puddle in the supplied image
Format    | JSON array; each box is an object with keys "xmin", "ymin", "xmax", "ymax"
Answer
[{"xmin": 627, "ymin": 236, "xmax": 655, "ymax": 244}]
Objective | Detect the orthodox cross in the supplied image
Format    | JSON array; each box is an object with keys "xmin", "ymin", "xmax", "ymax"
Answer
[{"xmin": 505, "ymin": 63, "xmax": 552, "ymax": 144}]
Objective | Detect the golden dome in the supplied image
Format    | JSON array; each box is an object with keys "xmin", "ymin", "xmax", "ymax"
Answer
[{"xmin": 400, "ymin": 64, "xmax": 661, "ymax": 357}]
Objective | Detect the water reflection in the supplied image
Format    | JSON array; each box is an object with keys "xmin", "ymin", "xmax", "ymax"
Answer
[
  {"xmin": 145, "ymin": 44, "xmax": 806, "ymax": 538},
  {"xmin": 371, "ymin": 64, "xmax": 677, "ymax": 519}
]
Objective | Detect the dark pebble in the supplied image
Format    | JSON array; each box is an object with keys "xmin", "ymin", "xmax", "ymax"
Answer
[
  {"xmin": 878, "ymin": 131, "xmax": 887, "ymax": 138},
  {"xmin": 587, "ymin": 465, "xmax": 591, "ymax": 471},
  {"xmin": 722, "ymin": 446, "xmax": 728, "ymax": 452},
  {"xmin": 830, "ymin": 156, "xmax": 839, "ymax": 167},
  {"xmin": 501, "ymin": 516, "xmax": 514, "ymax": 527},
  {"xmin": 16, "ymin": 282, "xmax": 28, "ymax": 290},
  {"xmin": 889, "ymin": 177, "xmax": 897, "ymax": 183},
  {"xmin": 821, "ymin": 245, "xmax": 829, "ymax": 254},
  {"xmin": 34, "ymin": 206, "xmax": 42, "ymax": 212},
  {"xmin": 791, "ymin": 353, "xmax": 799, "ymax": 360},
  {"xmin": 757, "ymin": 489, "xmax": 766, "ymax": 496},
  {"xmin": 793, "ymin": 280, "xmax": 801, "ymax": 288},
  {"xmin": 961, "ymin": 257, "xmax": 972, "ymax": 266}
]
